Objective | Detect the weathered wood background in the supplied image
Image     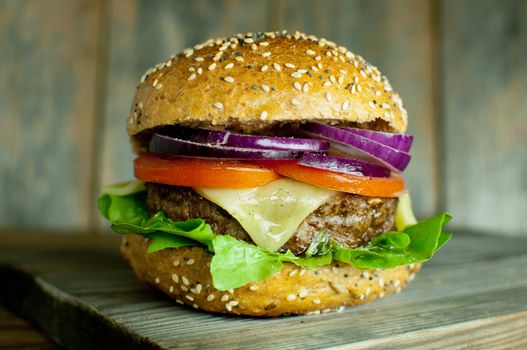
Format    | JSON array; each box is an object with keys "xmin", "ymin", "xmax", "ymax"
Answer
[{"xmin": 1, "ymin": 0, "xmax": 526, "ymax": 235}]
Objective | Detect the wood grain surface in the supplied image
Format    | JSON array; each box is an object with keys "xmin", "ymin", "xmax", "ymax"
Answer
[
  {"xmin": 0, "ymin": 0, "xmax": 102, "ymax": 229},
  {"xmin": 442, "ymin": 0, "xmax": 527, "ymax": 234},
  {"xmin": 0, "ymin": 306, "xmax": 59, "ymax": 350},
  {"xmin": 1, "ymin": 232, "xmax": 526, "ymax": 349}
]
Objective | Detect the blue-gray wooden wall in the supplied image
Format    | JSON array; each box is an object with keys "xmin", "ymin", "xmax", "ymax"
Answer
[{"xmin": 1, "ymin": 0, "xmax": 526, "ymax": 235}]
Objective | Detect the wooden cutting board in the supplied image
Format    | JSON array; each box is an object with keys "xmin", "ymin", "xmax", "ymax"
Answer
[{"xmin": 1, "ymin": 232, "xmax": 527, "ymax": 349}]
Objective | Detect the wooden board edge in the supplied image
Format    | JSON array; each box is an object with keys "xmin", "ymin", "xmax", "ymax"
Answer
[
  {"xmin": 0, "ymin": 263, "xmax": 161, "ymax": 350},
  {"xmin": 332, "ymin": 310, "xmax": 527, "ymax": 350}
]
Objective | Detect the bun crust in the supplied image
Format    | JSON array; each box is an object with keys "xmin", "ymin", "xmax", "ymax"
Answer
[
  {"xmin": 128, "ymin": 31, "xmax": 407, "ymax": 139},
  {"xmin": 122, "ymin": 234, "xmax": 421, "ymax": 317}
]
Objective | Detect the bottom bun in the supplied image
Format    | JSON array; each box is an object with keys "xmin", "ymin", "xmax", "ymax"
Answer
[{"xmin": 121, "ymin": 234, "xmax": 421, "ymax": 317}]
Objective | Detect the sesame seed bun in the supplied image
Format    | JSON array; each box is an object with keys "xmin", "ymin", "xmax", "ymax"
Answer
[
  {"xmin": 122, "ymin": 234, "xmax": 421, "ymax": 317},
  {"xmin": 127, "ymin": 30, "xmax": 408, "ymax": 144}
]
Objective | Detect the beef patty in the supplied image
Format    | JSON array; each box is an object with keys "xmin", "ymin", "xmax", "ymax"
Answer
[{"xmin": 146, "ymin": 183, "xmax": 398, "ymax": 254}]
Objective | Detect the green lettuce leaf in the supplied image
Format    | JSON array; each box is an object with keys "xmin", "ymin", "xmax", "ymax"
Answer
[
  {"xmin": 98, "ymin": 181, "xmax": 214, "ymax": 250},
  {"xmin": 98, "ymin": 181, "xmax": 452, "ymax": 291},
  {"xmin": 333, "ymin": 213, "xmax": 452, "ymax": 269}
]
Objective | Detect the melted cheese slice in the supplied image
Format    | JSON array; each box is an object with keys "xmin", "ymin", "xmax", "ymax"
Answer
[{"xmin": 194, "ymin": 179, "xmax": 335, "ymax": 251}]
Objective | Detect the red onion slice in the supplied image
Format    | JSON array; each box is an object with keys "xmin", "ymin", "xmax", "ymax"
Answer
[
  {"xmin": 299, "ymin": 153, "xmax": 390, "ymax": 177},
  {"xmin": 301, "ymin": 123, "xmax": 411, "ymax": 172},
  {"xmin": 223, "ymin": 133, "xmax": 329, "ymax": 152},
  {"xmin": 149, "ymin": 133, "xmax": 301, "ymax": 160},
  {"xmin": 341, "ymin": 127, "xmax": 413, "ymax": 152},
  {"xmin": 158, "ymin": 127, "xmax": 329, "ymax": 152}
]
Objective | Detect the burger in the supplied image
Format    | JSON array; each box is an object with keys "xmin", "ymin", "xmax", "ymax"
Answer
[{"xmin": 98, "ymin": 31, "xmax": 451, "ymax": 316}]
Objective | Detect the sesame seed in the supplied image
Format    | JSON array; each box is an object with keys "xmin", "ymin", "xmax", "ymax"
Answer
[
  {"xmin": 287, "ymin": 294, "xmax": 297, "ymax": 301},
  {"xmin": 261, "ymin": 65, "xmax": 269, "ymax": 72},
  {"xmin": 298, "ymin": 69, "xmax": 307, "ymax": 73},
  {"xmin": 224, "ymin": 76, "xmax": 234, "ymax": 83},
  {"xmin": 229, "ymin": 300, "xmax": 239, "ymax": 306},
  {"xmin": 176, "ymin": 299, "xmax": 184, "ymax": 305},
  {"xmin": 293, "ymin": 82, "xmax": 302, "ymax": 91},
  {"xmin": 299, "ymin": 269, "xmax": 306, "ymax": 276},
  {"xmin": 315, "ymin": 56, "xmax": 321, "ymax": 61},
  {"xmin": 379, "ymin": 291, "xmax": 385, "ymax": 298},
  {"xmin": 351, "ymin": 85, "xmax": 357, "ymax": 94},
  {"xmin": 323, "ymin": 81, "xmax": 331, "ymax": 87},
  {"xmin": 260, "ymin": 111, "xmax": 268, "ymax": 120},
  {"xmin": 311, "ymin": 65, "xmax": 319, "ymax": 72},
  {"xmin": 196, "ymin": 284, "xmax": 202, "ymax": 294},
  {"xmin": 262, "ymin": 51, "xmax": 271, "ymax": 58},
  {"xmin": 408, "ymin": 273, "xmax": 416, "ymax": 281},
  {"xmin": 326, "ymin": 92, "xmax": 332, "ymax": 102},
  {"xmin": 189, "ymin": 67, "xmax": 195, "ymax": 72},
  {"xmin": 155, "ymin": 277, "xmax": 160, "ymax": 284},
  {"xmin": 260, "ymin": 41, "xmax": 269, "ymax": 46},
  {"xmin": 225, "ymin": 304, "xmax": 233, "ymax": 311},
  {"xmin": 208, "ymin": 63, "xmax": 217, "ymax": 71},
  {"xmin": 186, "ymin": 258, "xmax": 195, "ymax": 265},
  {"xmin": 299, "ymin": 289, "xmax": 309, "ymax": 298},
  {"xmin": 273, "ymin": 63, "xmax": 281, "ymax": 71},
  {"xmin": 180, "ymin": 285, "xmax": 188, "ymax": 292},
  {"xmin": 331, "ymin": 281, "xmax": 347, "ymax": 294},
  {"xmin": 165, "ymin": 60, "xmax": 172, "ymax": 67},
  {"xmin": 303, "ymin": 83, "xmax": 309, "ymax": 93},
  {"xmin": 291, "ymin": 72, "xmax": 302, "ymax": 78},
  {"xmin": 285, "ymin": 63, "xmax": 296, "ymax": 69},
  {"xmin": 185, "ymin": 295, "xmax": 194, "ymax": 301},
  {"xmin": 153, "ymin": 78, "xmax": 158, "ymax": 87},
  {"xmin": 291, "ymin": 98, "xmax": 301, "ymax": 106},
  {"xmin": 182, "ymin": 276, "xmax": 190, "ymax": 285},
  {"xmin": 207, "ymin": 294, "xmax": 215, "ymax": 301},
  {"xmin": 360, "ymin": 70, "xmax": 367, "ymax": 78},
  {"xmin": 235, "ymin": 56, "xmax": 244, "ymax": 62},
  {"xmin": 365, "ymin": 288, "xmax": 371, "ymax": 295},
  {"xmin": 244, "ymin": 38, "xmax": 254, "ymax": 44},
  {"xmin": 249, "ymin": 285, "xmax": 259, "ymax": 291},
  {"xmin": 261, "ymin": 84, "xmax": 270, "ymax": 93},
  {"xmin": 213, "ymin": 102, "xmax": 223, "ymax": 110},
  {"xmin": 155, "ymin": 83, "xmax": 163, "ymax": 90},
  {"xmin": 169, "ymin": 286, "xmax": 174, "ymax": 293},
  {"xmin": 375, "ymin": 90, "xmax": 382, "ymax": 96},
  {"xmin": 379, "ymin": 278, "xmax": 384, "ymax": 287},
  {"xmin": 313, "ymin": 299, "xmax": 321, "ymax": 305},
  {"xmin": 359, "ymin": 294, "xmax": 366, "ymax": 300},
  {"xmin": 195, "ymin": 57, "xmax": 204, "ymax": 62},
  {"xmin": 289, "ymin": 270, "xmax": 297, "ymax": 277},
  {"xmin": 224, "ymin": 62, "xmax": 234, "ymax": 69},
  {"xmin": 221, "ymin": 295, "xmax": 229, "ymax": 302},
  {"xmin": 357, "ymin": 84, "xmax": 362, "ymax": 92},
  {"xmin": 228, "ymin": 289, "xmax": 234, "ymax": 294},
  {"xmin": 197, "ymin": 67, "xmax": 203, "ymax": 75},
  {"xmin": 361, "ymin": 271, "xmax": 370, "ymax": 279},
  {"xmin": 338, "ymin": 76, "xmax": 344, "ymax": 84},
  {"xmin": 330, "ymin": 75, "xmax": 336, "ymax": 83},
  {"xmin": 193, "ymin": 304, "xmax": 199, "ymax": 309},
  {"xmin": 171, "ymin": 273, "xmax": 179, "ymax": 283},
  {"xmin": 369, "ymin": 101, "xmax": 375, "ymax": 108},
  {"xmin": 342, "ymin": 101, "xmax": 349, "ymax": 110},
  {"xmin": 138, "ymin": 102, "xmax": 144, "ymax": 109},
  {"xmin": 306, "ymin": 49, "xmax": 316, "ymax": 55}
]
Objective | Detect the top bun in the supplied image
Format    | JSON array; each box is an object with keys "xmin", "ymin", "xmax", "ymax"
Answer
[{"xmin": 127, "ymin": 31, "xmax": 408, "ymax": 139}]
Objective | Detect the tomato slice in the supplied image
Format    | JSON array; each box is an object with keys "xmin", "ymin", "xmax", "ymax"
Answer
[
  {"xmin": 134, "ymin": 154, "xmax": 281, "ymax": 188},
  {"xmin": 261, "ymin": 160, "xmax": 405, "ymax": 197}
]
